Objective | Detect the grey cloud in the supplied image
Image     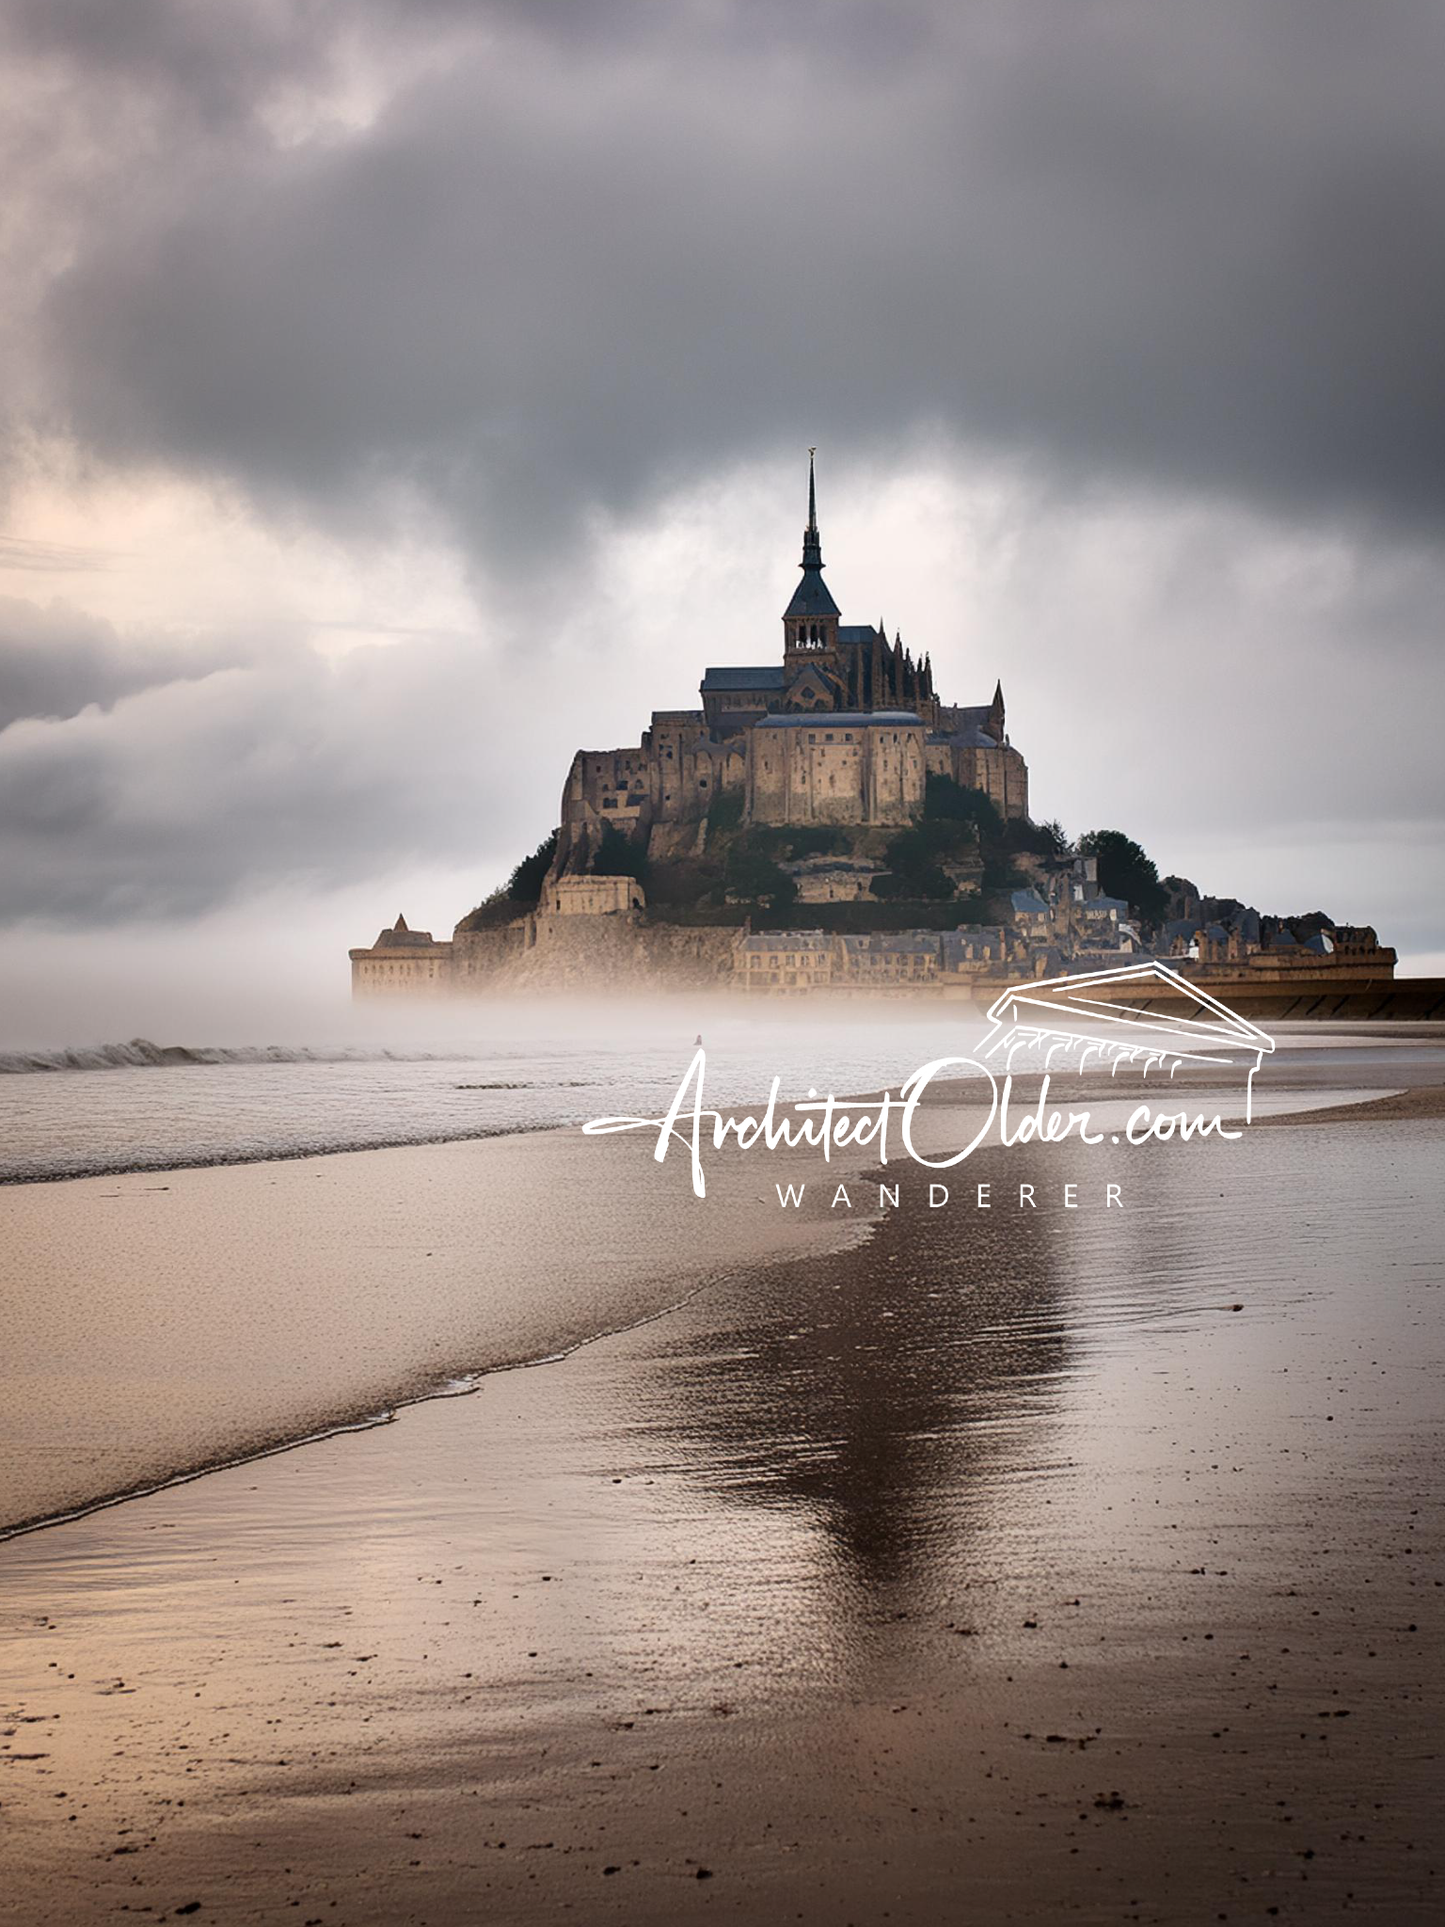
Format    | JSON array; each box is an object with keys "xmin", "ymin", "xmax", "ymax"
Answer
[
  {"xmin": 9, "ymin": 0, "xmax": 1445, "ymax": 577},
  {"xmin": 0, "ymin": 596, "xmax": 255, "ymax": 731},
  {"xmin": 0, "ymin": 625, "xmax": 556, "ymax": 923}
]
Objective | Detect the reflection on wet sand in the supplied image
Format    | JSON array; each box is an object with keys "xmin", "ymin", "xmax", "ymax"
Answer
[{"xmin": 622, "ymin": 1140, "xmax": 1077, "ymax": 1611}]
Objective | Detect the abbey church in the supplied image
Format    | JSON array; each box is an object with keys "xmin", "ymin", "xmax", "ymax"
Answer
[{"xmin": 554, "ymin": 457, "xmax": 1027, "ymax": 873}]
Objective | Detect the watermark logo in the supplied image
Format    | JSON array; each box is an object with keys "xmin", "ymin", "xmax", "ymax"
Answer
[
  {"xmin": 583, "ymin": 961, "xmax": 1275, "ymax": 1200},
  {"xmin": 981, "ymin": 961, "xmax": 1274, "ymax": 1122}
]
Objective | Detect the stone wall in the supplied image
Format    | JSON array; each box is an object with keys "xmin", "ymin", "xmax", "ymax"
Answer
[
  {"xmin": 747, "ymin": 717, "xmax": 926, "ymax": 826},
  {"xmin": 453, "ymin": 911, "xmax": 738, "ymax": 993},
  {"xmin": 925, "ymin": 739, "xmax": 1029, "ymax": 820},
  {"xmin": 543, "ymin": 874, "xmax": 645, "ymax": 916}
]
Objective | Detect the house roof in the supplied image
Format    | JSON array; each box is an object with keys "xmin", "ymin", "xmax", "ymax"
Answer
[
  {"xmin": 738, "ymin": 932, "xmax": 832, "ymax": 952},
  {"xmin": 839, "ymin": 933, "xmax": 940, "ymax": 955},
  {"xmin": 941, "ymin": 930, "xmax": 1006, "ymax": 960}
]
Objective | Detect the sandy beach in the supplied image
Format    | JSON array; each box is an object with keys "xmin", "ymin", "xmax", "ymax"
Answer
[{"xmin": 2, "ymin": 1036, "xmax": 1443, "ymax": 1923}]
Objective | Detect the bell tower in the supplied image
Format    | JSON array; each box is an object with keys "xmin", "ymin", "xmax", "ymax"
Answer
[{"xmin": 783, "ymin": 450, "xmax": 840, "ymax": 672}]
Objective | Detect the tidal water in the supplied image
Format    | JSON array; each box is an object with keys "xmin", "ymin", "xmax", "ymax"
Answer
[
  {"xmin": 2, "ymin": 1012, "xmax": 1438, "ymax": 1186},
  {"xmin": 0, "ymin": 1008, "xmax": 977, "ymax": 1183}
]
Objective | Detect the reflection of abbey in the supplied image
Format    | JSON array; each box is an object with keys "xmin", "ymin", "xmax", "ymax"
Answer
[{"xmin": 555, "ymin": 456, "xmax": 1026, "ymax": 874}]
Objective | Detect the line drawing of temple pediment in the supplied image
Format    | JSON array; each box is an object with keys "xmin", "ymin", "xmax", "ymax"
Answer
[{"xmin": 982, "ymin": 961, "xmax": 1275, "ymax": 1121}]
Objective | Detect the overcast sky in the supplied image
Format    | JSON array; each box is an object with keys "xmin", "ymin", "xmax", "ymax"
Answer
[{"xmin": 3, "ymin": 0, "xmax": 1443, "ymax": 1038}]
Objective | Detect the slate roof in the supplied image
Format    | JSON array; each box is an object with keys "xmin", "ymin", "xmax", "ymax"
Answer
[
  {"xmin": 700, "ymin": 665, "xmax": 786, "ymax": 692},
  {"xmin": 375, "ymin": 925, "xmax": 439, "ymax": 948},
  {"xmin": 840, "ymin": 933, "xmax": 941, "ymax": 957},
  {"xmin": 941, "ymin": 929, "xmax": 1007, "ymax": 963},
  {"xmin": 929, "ymin": 702, "xmax": 996, "ymax": 748},
  {"xmin": 784, "ymin": 570, "xmax": 841, "ymax": 619},
  {"xmin": 737, "ymin": 932, "xmax": 833, "ymax": 953},
  {"xmin": 754, "ymin": 709, "xmax": 923, "ymax": 729},
  {"xmin": 1010, "ymin": 889, "xmax": 1051, "ymax": 918}
]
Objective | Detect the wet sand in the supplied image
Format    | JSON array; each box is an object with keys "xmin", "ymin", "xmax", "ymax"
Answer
[
  {"xmin": 0, "ymin": 1122, "xmax": 908, "ymax": 1536},
  {"xmin": 2, "ymin": 1038, "xmax": 1443, "ymax": 1922}
]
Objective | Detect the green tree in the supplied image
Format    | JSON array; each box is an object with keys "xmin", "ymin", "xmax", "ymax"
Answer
[
  {"xmin": 506, "ymin": 830, "xmax": 559, "ymax": 904},
  {"xmin": 880, "ymin": 825, "xmax": 959, "ymax": 899},
  {"xmin": 706, "ymin": 786, "xmax": 744, "ymax": 834},
  {"xmin": 725, "ymin": 838, "xmax": 798, "ymax": 907},
  {"xmin": 1038, "ymin": 818, "xmax": 1069, "ymax": 856},
  {"xmin": 924, "ymin": 772, "xmax": 1004, "ymax": 837},
  {"xmin": 1002, "ymin": 815, "xmax": 1069, "ymax": 857},
  {"xmin": 592, "ymin": 823, "xmax": 649, "ymax": 881},
  {"xmin": 785, "ymin": 825, "xmax": 850, "ymax": 859},
  {"xmin": 1080, "ymin": 829, "xmax": 1169, "ymax": 923}
]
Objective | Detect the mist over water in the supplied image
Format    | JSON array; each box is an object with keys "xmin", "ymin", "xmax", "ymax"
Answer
[{"xmin": 0, "ymin": 997, "xmax": 991, "ymax": 1183}]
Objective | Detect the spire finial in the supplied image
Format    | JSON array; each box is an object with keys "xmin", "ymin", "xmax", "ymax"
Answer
[{"xmin": 800, "ymin": 449, "xmax": 823, "ymax": 571}]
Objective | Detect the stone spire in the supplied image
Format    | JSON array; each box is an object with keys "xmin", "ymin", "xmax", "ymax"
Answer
[
  {"xmin": 802, "ymin": 447, "xmax": 821, "ymax": 570},
  {"xmin": 784, "ymin": 449, "xmax": 840, "ymax": 625}
]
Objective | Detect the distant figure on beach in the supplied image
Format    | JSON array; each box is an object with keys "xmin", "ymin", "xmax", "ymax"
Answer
[{"xmin": 695, "ymin": 1033, "xmax": 703, "ymax": 1046}]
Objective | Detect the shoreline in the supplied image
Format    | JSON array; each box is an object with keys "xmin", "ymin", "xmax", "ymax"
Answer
[{"xmin": 5, "ymin": 1040, "xmax": 1441, "ymax": 1541}]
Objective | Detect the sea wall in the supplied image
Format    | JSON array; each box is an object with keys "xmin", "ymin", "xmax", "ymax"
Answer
[{"xmin": 1085, "ymin": 976, "xmax": 1445, "ymax": 1022}]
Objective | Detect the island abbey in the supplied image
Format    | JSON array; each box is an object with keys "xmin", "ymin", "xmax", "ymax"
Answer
[
  {"xmin": 554, "ymin": 455, "xmax": 1026, "ymax": 875},
  {"xmin": 350, "ymin": 457, "xmax": 1403, "ymax": 1009}
]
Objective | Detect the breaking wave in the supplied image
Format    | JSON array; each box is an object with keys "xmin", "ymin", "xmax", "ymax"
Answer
[{"xmin": 0, "ymin": 1039, "xmax": 467, "ymax": 1075}]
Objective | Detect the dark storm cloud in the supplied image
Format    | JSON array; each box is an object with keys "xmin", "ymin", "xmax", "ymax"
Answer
[
  {"xmin": 8, "ymin": 0, "xmax": 1445, "ymax": 567},
  {"xmin": 0, "ymin": 596, "xmax": 251, "ymax": 731}
]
